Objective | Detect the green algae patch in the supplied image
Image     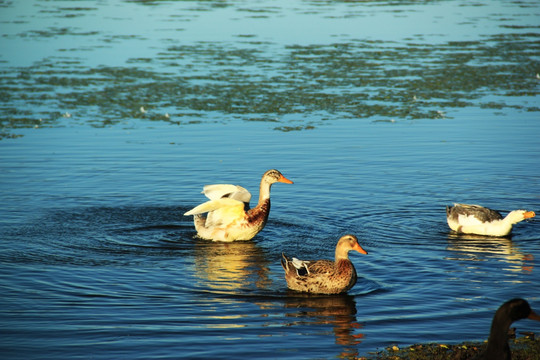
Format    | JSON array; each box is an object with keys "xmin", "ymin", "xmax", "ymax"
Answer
[{"xmin": 1, "ymin": 30, "xmax": 539, "ymax": 139}]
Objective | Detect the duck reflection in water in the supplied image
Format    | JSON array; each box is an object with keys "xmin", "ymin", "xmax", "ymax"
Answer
[
  {"xmin": 284, "ymin": 293, "xmax": 364, "ymax": 357},
  {"xmin": 446, "ymin": 234, "xmax": 534, "ymax": 273},
  {"xmin": 193, "ymin": 240, "xmax": 271, "ymax": 291}
]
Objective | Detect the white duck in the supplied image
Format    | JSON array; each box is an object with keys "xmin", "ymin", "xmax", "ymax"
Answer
[
  {"xmin": 184, "ymin": 169, "xmax": 293, "ymax": 241},
  {"xmin": 446, "ymin": 203, "xmax": 535, "ymax": 237}
]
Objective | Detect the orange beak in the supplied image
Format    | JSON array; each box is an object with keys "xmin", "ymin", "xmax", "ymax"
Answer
[
  {"xmin": 524, "ymin": 211, "xmax": 536, "ymax": 219},
  {"xmin": 528, "ymin": 309, "xmax": 540, "ymax": 322},
  {"xmin": 278, "ymin": 174, "xmax": 294, "ymax": 184},
  {"xmin": 352, "ymin": 243, "xmax": 368, "ymax": 255}
]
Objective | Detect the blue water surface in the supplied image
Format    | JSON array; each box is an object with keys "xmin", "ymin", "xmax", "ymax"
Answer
[{"xmin": 1, "ymin": 1, "xmax": 539, "ymax": 359}]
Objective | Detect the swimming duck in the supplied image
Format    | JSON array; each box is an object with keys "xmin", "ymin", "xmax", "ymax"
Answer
[
  {"xmin": 281, "ymin": 234, "xmax": 368, "ymax": 295},
  {"xmin": 184, "ymin": 169, "xmax": 293, "ymax": 241},
  {"xmin": 446, "ymin": 203, "xmax": 535, "ymax": 237},
  {"xmin": 480, "ymin": 298, "xmax": 540, "ymax": 360}
]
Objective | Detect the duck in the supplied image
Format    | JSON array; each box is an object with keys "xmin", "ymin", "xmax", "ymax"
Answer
[
  {"xmin": 446, "ymin": 203, "xmax": 535, "ymax": 237},
  {"xmin": 281, "ymin": 234, "xmax": 368, "ymax": 295},
  {"xmin": 479, "ymin": 298, "xmax": 540, "ymax": 360},
  {"xmin": 184, "ymin": 169, "xmax": 293, "ymax": 241}
]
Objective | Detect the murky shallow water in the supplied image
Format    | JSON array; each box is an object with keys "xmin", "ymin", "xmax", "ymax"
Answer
[{"xmin": 1, "ymin": 1, "xmax": 539, "ymax": 359}]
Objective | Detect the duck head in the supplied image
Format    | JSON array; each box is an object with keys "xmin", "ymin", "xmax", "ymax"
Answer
[
  {"xmin": 335, "ymin": 234, "xmax": 368, "ymax": 260},
  {"xmin": 506, "ymin": 210, "xmax": 535, "ymax": 224},
  {"xmin": 262, "ymin": 169, "xmax": 293, "ymax": 185}
]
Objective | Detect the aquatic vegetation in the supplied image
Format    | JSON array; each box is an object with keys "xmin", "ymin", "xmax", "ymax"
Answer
[
  {"xmin": 1, "ymin": 3, "xmax": 539, "ymax": 139},
  {"xmin": 367, "ymin": 335, "xmax": 540, "ymax": 360}
]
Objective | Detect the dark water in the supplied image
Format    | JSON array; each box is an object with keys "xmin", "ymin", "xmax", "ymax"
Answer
[{"xmin": 1, "ymin": 1, "xmax": 540, "ymax": 359}]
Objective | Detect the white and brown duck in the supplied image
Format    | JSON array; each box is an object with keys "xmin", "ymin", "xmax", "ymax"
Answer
[
  {"xmin": 281, "ymin": 234, "xmax": 368, "ymax": 295},
  {"xmin": 184, "ymin": 169, "xmax": 293, "ymax": 241},
  {"xmin": 446, "ymin": 203, "xmax": 535, "ymax": 237}
]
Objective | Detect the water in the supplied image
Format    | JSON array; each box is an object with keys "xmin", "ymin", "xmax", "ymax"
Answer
[{"xmin": 1, "ymin": 1, "xmax": 539, "ymax": 359}]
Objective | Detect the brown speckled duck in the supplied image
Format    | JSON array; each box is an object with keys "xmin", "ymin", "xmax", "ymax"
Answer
[
  {"xmin": 446, "ymin": 203, "xmax": 535, "ymax": 237},
  {"xmin": 281, "ymin": 234, "xmax": 368, "ymax": 295},
  {"xmin": 184, "ymin": 169, "xmax": 293, "ymax": 242}
]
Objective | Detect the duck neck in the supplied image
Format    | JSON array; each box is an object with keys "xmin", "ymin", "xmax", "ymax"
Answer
[
  {"xmin": 485, "ymin": 311, "xmax": 512, "ymax": 358},
  {"xmin": 248, "ymin": 180, "xmax": 272, "ymax": 222},
  {"xmin": 335, "ymin": 249, "xmax": 350, "ymax": 263},
  {"xmin": 246, "ymin": 197, "xmax": 271, "ymax": 225},
  {"xmin": 503, "ymin": 211, "xmax": 522, "ymax": 225},
  {"xmin": 257, "ymin": 180, "xmax": 272, "ymax": 205}
]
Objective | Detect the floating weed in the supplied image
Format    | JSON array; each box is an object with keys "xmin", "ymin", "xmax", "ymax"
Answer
[
  {"xmin": 1, "ymin": 32, "xmax": 539, "ymax": 139},
  {"xmin": 369, "ymin": 336, "xmax": 540, "ymax": 360},
  {"xmin": 274, "ymin": 125, "xmax": 316, "ymax": 132}
]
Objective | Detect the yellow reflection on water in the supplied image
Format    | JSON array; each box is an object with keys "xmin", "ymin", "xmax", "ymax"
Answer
[
  {"xmin": 445, "ymin": 233, "xmax": 534, "ymax": 273},
  {"xmin": 193, "ymin": 240, "xmax": 271, "ymax": 291},
  {"xmin": 284, "ymin": 293, "xmax": 363, "ymax": 357}
]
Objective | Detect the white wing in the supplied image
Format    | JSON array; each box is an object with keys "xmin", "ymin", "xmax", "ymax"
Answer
[
  {"xmin": 184, "ymin": 197, "xmax": 247, "ymax": 228},
  {"xmin": 292, "ymin": 257, "xmax": 310, "ymax": 275},
  {"xmin": 202, "ymin": 184, "xmax": 251, "ymax": 204},
  {"xmin": 457, "ymin": 213, "xmax": 487, "ymax": 226},
  {"xmin": 184, "ymin": 198, "xmax": 244, "ymax": 216}
]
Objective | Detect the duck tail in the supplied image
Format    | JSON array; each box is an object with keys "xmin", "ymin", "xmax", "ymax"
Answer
[{"xmin": 281, "ymin": 253, "xmax": 290, "ymax": 271}]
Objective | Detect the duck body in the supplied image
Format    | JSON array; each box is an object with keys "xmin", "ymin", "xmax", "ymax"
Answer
[
  {"xmin": 480, "ymin": 298, "xmax": 540, "ymax": 360},
  {"xmin": 281, "ymin": 235, "xmax": 368, "ymax": 295},
  {"xmin": 184, "ymin": 169, "xmax": 293, "ymax": 242},
  {"xmin": 446, "ymin": 203, "xmax": 535, "ymax": 237}
]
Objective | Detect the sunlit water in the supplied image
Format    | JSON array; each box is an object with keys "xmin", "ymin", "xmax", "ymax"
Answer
[{"xmin": 1, "ymin": 1, "xmax": 539, "ymax": 359}]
